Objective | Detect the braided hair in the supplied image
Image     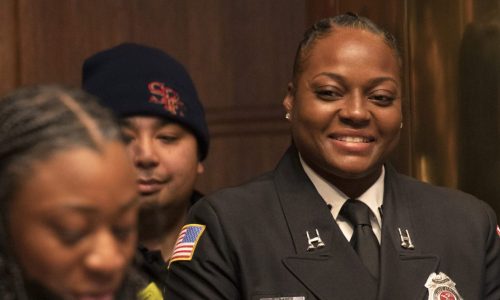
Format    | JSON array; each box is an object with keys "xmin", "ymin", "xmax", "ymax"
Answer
[
  {"xmin": 291, "ymin": 13, "xmax": 402, "ymax": 86},
  {"xmin": 0, "ymin": 85, "xmax": 123, "ymax": 299}
]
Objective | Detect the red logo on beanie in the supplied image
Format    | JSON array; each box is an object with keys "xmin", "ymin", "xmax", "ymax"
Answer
[{"xmin": 148, "ymin": 82, "xmax": 185, "ymax": 116}]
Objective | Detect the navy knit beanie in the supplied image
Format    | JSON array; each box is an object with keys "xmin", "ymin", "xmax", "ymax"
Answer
[{"xmin": 82, "ymin": 43, "xmax": 209, "ymax": 160}]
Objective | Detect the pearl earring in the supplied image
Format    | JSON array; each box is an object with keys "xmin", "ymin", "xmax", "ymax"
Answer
[{"xmin": 285, "ymin": 112, "xmax": 291, "ymax": 120}]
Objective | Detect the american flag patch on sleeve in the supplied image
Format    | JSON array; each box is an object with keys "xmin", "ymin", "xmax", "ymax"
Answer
[{"xmin": 169, "ymin": 224, "xmax": 206, "ymax": 265}]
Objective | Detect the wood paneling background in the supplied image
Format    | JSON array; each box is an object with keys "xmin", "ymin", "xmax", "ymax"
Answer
[
  {"xmin": 0, "ymin": 0, "xmax": 306, "ymax": 193},
  {"xmin": 1, "ymin": 0, "xmax": 497, "ymax": 218},
  {"xmin": 0, "ymin": 0, "xmax": 420, "ymax": 194},
  {"xmin": 0, "ymin": 0, "xmax": 17, "ymax": 94}
]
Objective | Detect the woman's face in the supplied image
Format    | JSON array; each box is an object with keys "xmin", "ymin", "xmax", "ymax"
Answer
[
  {"xmin": 284, "ymin": 28, "xmax": 402, "ymax": 182},
  {"xmin": 8, "ymin": 141, "xmax": 138, "ymax": 300}
]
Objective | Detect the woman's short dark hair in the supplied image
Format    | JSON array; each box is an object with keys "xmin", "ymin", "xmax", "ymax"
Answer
[{"xmin": 292, "ymin": 13, "xmax": 402, "ymax": 85}]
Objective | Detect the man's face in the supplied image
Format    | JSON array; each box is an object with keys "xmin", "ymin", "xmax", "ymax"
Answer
[{"xmin": 120, "ymin": 116, "xmax": 204, "ymax": 209}]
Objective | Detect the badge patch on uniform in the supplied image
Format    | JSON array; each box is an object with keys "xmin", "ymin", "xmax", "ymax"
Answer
[
  {"xmin": 137, "ymin": 282, "xmax": 163, "ymax": 300},
  {"xmin": 169, "ymin": 224, "xmax": 205, "ymax": 265},
  {"xmin": 425, "ymin": 272, "xmax": 463, "ymax": 300}
]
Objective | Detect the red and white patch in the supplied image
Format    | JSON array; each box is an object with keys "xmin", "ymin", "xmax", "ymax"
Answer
[
  {"xmin": 438, "ymin": 290, "xmax": 457, "ymax": 300},
  {"xmin": 496, "ymin": 225, "xmax": 500, "ymax": 238},
  {"xmin": 148, "ymin": 81, "xmax": 185, "ymax": 116}
]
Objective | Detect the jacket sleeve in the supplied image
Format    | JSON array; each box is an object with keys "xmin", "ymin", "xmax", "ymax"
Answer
[
  {"xmin": 165, "ymin": 199, "xmax": 240, "ymax": 299},
  {"xmin": 482, "ymin": 202, "xmax": 500, "ymax": 300}
]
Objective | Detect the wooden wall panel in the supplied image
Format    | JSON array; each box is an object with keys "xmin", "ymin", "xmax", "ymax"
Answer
[
  {"xmin": 198, "ymin": 133, "xmax": 291, "ymax": 192},
  {"xmin": 128, "ymin": 0, "xmax": 306, "ymax": 108},
  {"xmin": 407, "ymin": 1, "xmax": 464, "ymax": 187},
  {"xmin": 0, "ymin": 0, "xmax": 18, "ymax": 95},
  {"xmin": 198, "ymin": 105, "xmax": 291, "ymax": 192},
  {"xmin": 11, "ymin": 0, "xmax": 306, "ymax": 194},
  {"xmin": 17, "ymin": 0, "xmax": 134, "ymax": 86}
]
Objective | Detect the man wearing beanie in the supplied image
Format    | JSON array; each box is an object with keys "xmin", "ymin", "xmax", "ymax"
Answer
[{"xmin": 82, "ymin": 43, "xmax": 209, "ymax": 298}]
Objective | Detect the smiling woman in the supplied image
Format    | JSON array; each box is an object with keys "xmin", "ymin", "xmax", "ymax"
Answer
[
  {"xmin": 165, "ymin": 14, "xmax": 500, "ymax": 300},
  {"xmin": 284, "ymin": 25, "xmax": 403, "ymax": 196},
  {"xmin": 0, "ymin": 86, "xmax": 141, "ymax": 300}
]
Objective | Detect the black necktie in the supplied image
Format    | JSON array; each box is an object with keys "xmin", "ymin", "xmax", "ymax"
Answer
[{"xmin": 340, "ymin": 199, "xmax": 380, "ymax": 279}]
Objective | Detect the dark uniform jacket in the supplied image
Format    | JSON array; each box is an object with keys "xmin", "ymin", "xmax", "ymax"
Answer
[{"xmin": 166, "ymin": 147, "xmax": 500, "ymax": 300}]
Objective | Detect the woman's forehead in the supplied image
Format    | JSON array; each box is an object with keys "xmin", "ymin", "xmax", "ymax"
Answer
[
  {"xmin": 12, "ymin": 143, "xmax": 136, "ymax": 212},
  {"xmin": 301, "ymin": 28, "xmax": 400, "ymax": 80}
]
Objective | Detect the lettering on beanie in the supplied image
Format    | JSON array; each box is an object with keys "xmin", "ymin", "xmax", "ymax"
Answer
[{"xmin": 148, "ymin": 81, "xmax": 185, "ymax": 116}]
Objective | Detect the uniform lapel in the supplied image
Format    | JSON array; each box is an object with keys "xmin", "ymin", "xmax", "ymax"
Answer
[
  {"xmin": 274, "ymin": 147, "xmax": 378, "ymax": 300},
  {"xmin": 377, "ymin": 165, "xmax": 439, "ymax": 300}
]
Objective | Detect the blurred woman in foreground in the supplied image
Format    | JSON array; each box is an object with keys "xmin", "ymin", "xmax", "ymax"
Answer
[{"xmin": 0, "ymin": 86, "xmax": 140, "ymax": 300}]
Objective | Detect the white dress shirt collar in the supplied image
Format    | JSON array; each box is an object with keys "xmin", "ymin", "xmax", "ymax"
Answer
[{"xmin": 299, "ymin": 154, "xmax": 384, "ymax": 231}]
